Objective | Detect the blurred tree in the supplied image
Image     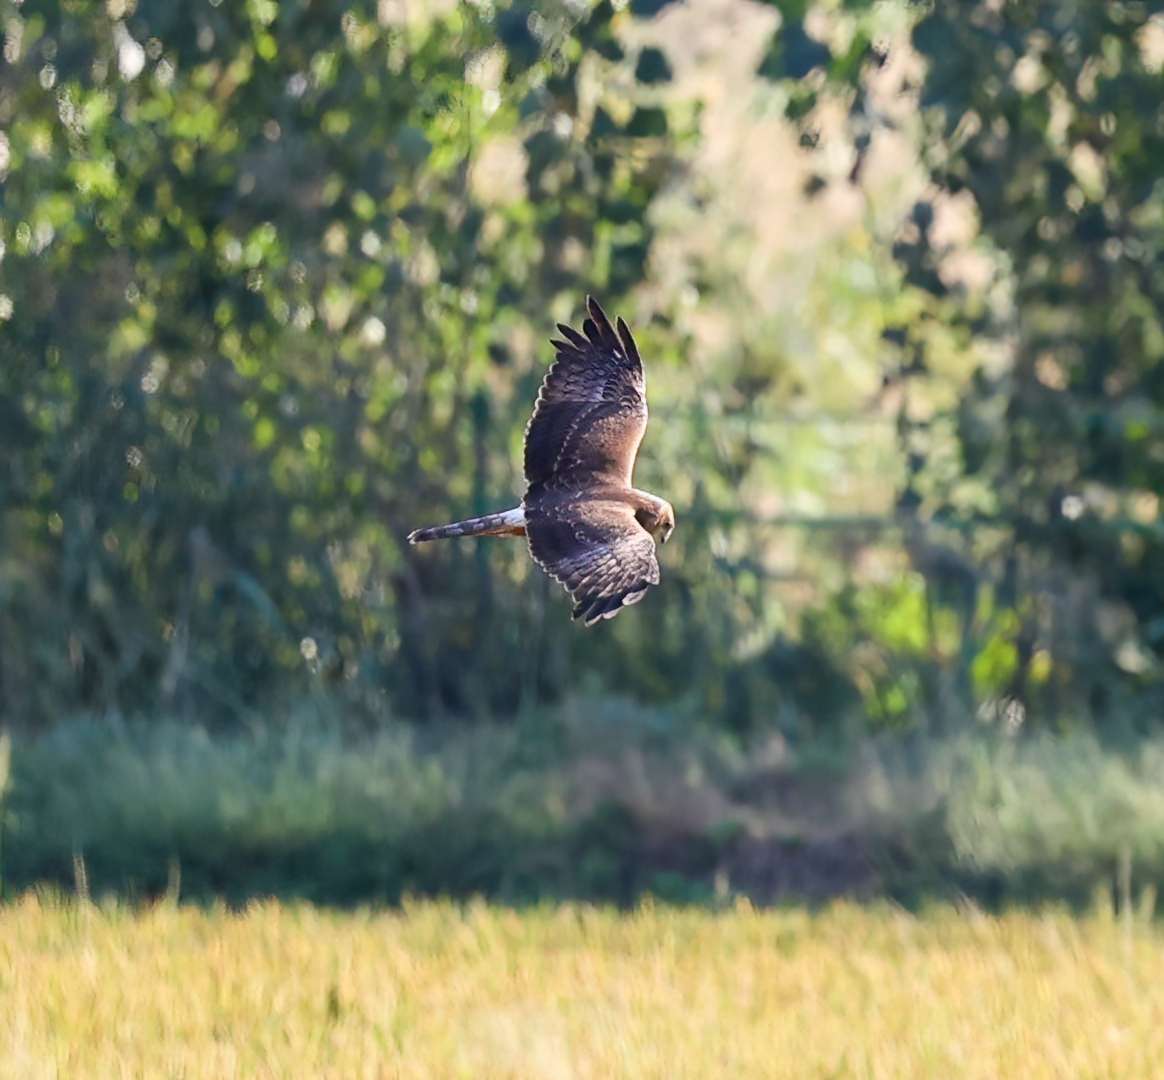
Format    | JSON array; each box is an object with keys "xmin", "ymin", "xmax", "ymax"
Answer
[
  {"xmin": 0, "ymin": 0, "xmax": 686, "ymax": 724},
  {"xmin": 774, "ymin": 0, "xmax": 1164, "ymax": 724},
  {"xmin": 15, "ymin": 0, "xmax": 1161, "ymax": 735}
]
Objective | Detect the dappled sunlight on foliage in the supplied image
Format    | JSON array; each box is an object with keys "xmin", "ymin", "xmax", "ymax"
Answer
[
  {"xmin": 1, "ymin": 0, "xmax": 957, "ymax": 730},
  {"xmin": 4, "ymin": 0, "xmax": 1164, "ymax": 898},
  {"xmin": 2, "ymin": 0, "xmax": 695, "ymax": 722}
]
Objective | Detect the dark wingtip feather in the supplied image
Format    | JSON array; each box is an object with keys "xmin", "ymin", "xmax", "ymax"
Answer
[
  {"xmin": 587, "ymin": 295, "xmax": 612, "ymax": 331},
  {"xmin": 582, "ymin": 297, "xmax": 620, "ymax": 353},
  {"xmin": 571, "ymin": 591, "xmax": 626, "ymax": 626},
  {"xmin": 556, "ymin": 323, "xmax": 590, "ymax": 350},
  {"xmin": 615, "ymin": 315, "xmax": 641, "ymax": 367},
  {"xmin": 584, "ymin": 596, "xmax": 623, "ymax": 626},
  {"xmin": 572, "ymin": 594, "xmax": 600, "ymax": 623}
]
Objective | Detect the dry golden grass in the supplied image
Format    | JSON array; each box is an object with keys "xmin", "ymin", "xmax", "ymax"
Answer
[{"xmin": 3, "ymin": 895, "xmax": 1163, "ymax": 1079}]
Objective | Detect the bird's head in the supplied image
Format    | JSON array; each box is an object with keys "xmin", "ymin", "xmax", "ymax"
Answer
[
  {"xmin": 633, "ymin": 494, "xmax": 675, "ymax": 545},
  {"xmin": 653, "ymin": 500, "xmax": 676, "ymax": 545}
]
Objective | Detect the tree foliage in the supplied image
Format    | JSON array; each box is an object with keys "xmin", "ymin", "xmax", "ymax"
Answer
[
  {"xmin": 783, "ymin": 0, "xmax": 1164, "ymax": 722},
  {"xmin": 0, "ymin": 0, "xmax": 688, "ymax": 723},
  {"xmin": 5, "ymin": 0, "xmax": 1164, "ymax": 734}
]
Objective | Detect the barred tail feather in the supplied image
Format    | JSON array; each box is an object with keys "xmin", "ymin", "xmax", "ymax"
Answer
[{"xmin": 407, "ymin": 507, "xmax": 525, "ymax": 544}]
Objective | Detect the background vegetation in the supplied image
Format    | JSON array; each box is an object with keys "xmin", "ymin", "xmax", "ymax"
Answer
[{"xmin": 4, "ymin": 0, "xmax": 1164, "ymax": 907}]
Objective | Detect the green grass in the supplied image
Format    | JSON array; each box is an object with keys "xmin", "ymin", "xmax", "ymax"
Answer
[
  {"xmin": 5, "ymin": 703, "xmax": 1164, "ymax": 907},
  {"xmin": 6, "ymin": 707, "xmax": 1164, "ymax": 1075},
  {"xmin": 6, "ymin": 702, "xmax": 1164, "ymax": 907},
  {"xmin": 4, "ymin": 896, "xmax": 1164, "ymax": 1078}
]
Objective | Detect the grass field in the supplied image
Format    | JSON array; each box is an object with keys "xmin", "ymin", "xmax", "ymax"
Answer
[
  {"xmin": 3, "ymin": 896, "xmax": 1162, "ymax": 1078},
  {"xmin": 12, "ymin": 716, "xmax": 1164, "ymax": 909}
]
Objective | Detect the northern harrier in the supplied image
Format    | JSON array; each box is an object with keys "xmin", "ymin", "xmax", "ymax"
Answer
[{"xmin": 407, "ymin": 297, "xmax": 674, "ymax": 625}]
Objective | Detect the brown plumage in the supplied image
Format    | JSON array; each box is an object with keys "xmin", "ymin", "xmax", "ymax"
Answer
[{"xmin": 407, "ymin": 296, "xmax": 674, "ymax": 625}]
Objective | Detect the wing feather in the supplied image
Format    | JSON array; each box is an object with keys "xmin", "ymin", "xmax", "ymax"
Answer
[
  {"xmin": 525, "ymin": 496, "xmax": 661, "ymax": 627},
  {"xmin": 524, "ymin": 297, "xmax": 647, "ymax": 488}
]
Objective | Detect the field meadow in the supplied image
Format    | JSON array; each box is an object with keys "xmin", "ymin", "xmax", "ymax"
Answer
[
  {"xmin": 6, "ymin": 1, "xmax": 1164, "ymax": 1076},
  {"xmin": 6, "ymin": 715, "xmax": 1164, "ymax": 1075},
  {"xmin": 3, "ymin": 894, "xmax": 1163, "ymax": 1079}
]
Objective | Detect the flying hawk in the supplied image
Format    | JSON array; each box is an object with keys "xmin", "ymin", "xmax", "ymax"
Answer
[{"xmin": 407, "ymin": 297, "xmax": 674, "ymax": 625}]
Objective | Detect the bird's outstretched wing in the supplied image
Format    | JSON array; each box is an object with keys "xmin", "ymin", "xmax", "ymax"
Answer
[
  {"xmin": 524, "ymin": 296, "xmax": 647, "ymax": 489},
  {"xmin": 525, "ymin": 496, "xmax": 660, "ymax": 626}
]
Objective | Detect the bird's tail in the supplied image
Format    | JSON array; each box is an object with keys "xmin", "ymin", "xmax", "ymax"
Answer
[{"xmin": 407, "ymin": 506, "xmax": 525, "ymax": 544}]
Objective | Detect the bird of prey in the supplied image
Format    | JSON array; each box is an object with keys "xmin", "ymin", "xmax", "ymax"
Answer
[{"xmin": 407, "ymin": 297, "xmax": 674, "ymax": 625}]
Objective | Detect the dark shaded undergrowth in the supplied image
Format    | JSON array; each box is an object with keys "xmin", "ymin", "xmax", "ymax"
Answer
[{"xmin": 3, "ymin": 700, "xmax": 1164, "ymax": 911}]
